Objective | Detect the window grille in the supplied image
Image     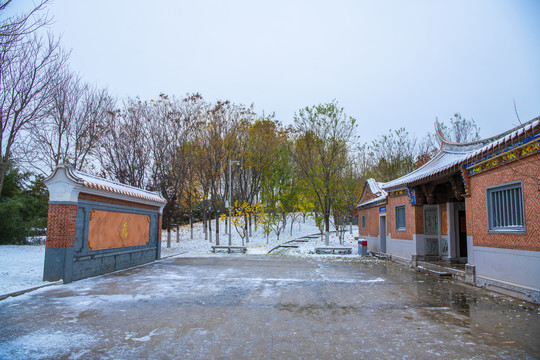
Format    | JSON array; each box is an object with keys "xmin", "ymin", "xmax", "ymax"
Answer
[
  {"xmin": 395, "ymin": 205, "xmax": 406, "ymax": 231},
  {"xmin": 362, "ymin": 215, "xmax": 366, "ymax": 229},
  {"xmin": 487, "ymin": 182, "xmax": 525, "ymax": 232}
]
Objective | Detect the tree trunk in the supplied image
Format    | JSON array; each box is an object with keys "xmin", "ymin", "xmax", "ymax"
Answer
[
  {"xmin": 176, "ymin": 226, "xmax": 179, "ymax": 243},
  {"xmin": 0, "ymin": 159, "xmax": 8, "ymax": 198},
  {"xmin": 167, "ymin": 227, "xmax": 171, "ymax": 248},
  {"xmin": 189, "ymin": 207, "xmax": 193, "ymax": 240},
  {"xmin": 249, "ymin": 214, "xmax": 252, "ymax": 237},
  {"xmin": 203, "ymin": 209, "xmax": 208, "ymax": 241},
  {"xmin": 290, "ymin": 218, "xmax": 294, "ymax": 236},
  {"xmin": 215, "ymin": 212, "xmax": 220, "ymax": 245},
  {"xmin": 245, "ymin": 214, "xmax": 249, "ymax": 243},
  {"xmin": 209, "ymin": 211, "xmax": 213, "ymax": 243},
  {"xmin": 324, "ymin": 213, "xmax": 330, "ymax": 233}
]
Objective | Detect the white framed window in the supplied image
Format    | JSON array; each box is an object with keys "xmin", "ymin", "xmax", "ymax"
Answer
[
  {"xmin": 487, "ymin": 181, "xmax": 525, "ymax": 232},
  {"xmin": 395, "ymin": 205, "xmax": 406, "ymax": 231},
  {"xmin": 362, "ymin": 215, "xmax": 366, "ymax": 229}
]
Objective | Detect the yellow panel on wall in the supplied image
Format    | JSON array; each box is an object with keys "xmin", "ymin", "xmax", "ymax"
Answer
[
  {"xmin": 88, "ymin": 210, "xmax": 150, "ymax": 250},
  {"xmin": 441, "ymin": 206, "xmax": 448, "ymax": 235}
]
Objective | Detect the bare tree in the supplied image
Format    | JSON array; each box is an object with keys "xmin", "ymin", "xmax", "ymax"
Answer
[
  {"xmin": 415, "ymin": 114, "xmax": 481, "ymax": 168},
  {"xmin": 0, "ymin": 31, "xmax": 68, "ymax": 194},
  {"xmin": 30, "ymin": 68, "xmax": 80, "ymax": 172},
  {"xmin": 368, "ymin": 127, "xmax": 418, "ymax": 182},
  {"xmin": 98, "ymin": 98, "xmax": 151, "ymax": 188},
  {"xmin": 31, "ymin": 68, "xmax": 115, "ymax": 173},
  {"xmin": 0, "ymin": 0, "xmax": 50, "ymax": 56},
  {"xmin": 149, "ymin": 94, "xmax": 198, "ymax": 231},
  {"xmin": 70, "ymin": 86, "xmax": 115, "ymax": 171},
  {"xmin": 176, "ymin": 94, "xmax": 205, "ymax": 239},
  {"xmin": 443, "ymin": 113, "xmax": 481, "ymax": 143}
]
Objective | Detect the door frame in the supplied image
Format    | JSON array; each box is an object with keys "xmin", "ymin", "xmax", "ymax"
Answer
[
  {"xmin": 423, "ymin": 204, "xmax": 440, "ymax": 256},
  {"xmin": 379, "ymin": 214, "xmax": 387, "ymax": 254}
]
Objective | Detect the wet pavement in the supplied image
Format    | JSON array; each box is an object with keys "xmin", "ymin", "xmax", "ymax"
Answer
[{"xmin": 0, "ymin": 255, "xmax": 539, "ymax": 359}]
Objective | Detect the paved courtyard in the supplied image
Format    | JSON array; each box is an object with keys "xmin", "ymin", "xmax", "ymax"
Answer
[{"xmin": 0, "ymin": 255, "xmax": 539, "ymax": 359}]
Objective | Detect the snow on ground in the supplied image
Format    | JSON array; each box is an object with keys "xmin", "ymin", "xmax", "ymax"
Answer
[
  {"xmin": 0, "ymin": 216, "xmax": 362, "ymax": 297},
  {"xmin": 0, "ymin": 245, "xmax": 49, "ymax": 295},
  {"xmin": 161, "ymin": 216, "xmax": 361, "ymax": 258}
]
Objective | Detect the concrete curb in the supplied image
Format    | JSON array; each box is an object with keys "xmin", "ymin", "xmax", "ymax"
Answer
[{"xmin": 0, "ymin": 281, "xmax": 63, "ymax": 301}]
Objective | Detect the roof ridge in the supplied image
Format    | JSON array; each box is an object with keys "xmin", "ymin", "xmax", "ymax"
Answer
[
  {"xmin": 436, "ymin": 116, "xmax": 540, "ymax": 150},
  {"xmin": 380, "ymin": 116, "xmax": 540, "ymax": 190},
  {"xmin": 72, "ymin": 168, "xmax": 160, "ymax": 196}
]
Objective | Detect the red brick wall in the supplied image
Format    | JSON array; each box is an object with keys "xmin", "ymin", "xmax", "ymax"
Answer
[
  {"xmin": 358, "ymin": 206, "xmax": 380, "ymax": 237},
  {"xmin": 46, "ymin": 204, "xmax": 78, "ymax": 248},
  {"xmin": 387, "ymin": 195, "xmax": 417, "ymax": 240},
  {"xmin": 414, "ymin": 205, "xmax": 424, "ymax": 234},
  {"xmin": 466, "ymin": 153, "xmax": 540, "ymax": 251}
]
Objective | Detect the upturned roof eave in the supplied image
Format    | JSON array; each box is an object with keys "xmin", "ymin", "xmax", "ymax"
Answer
[{"xmin": 381, "ymin": 116, "xmax": 540, "ymax": 190}]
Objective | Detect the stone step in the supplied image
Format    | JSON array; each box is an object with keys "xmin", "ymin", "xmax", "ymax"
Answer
[
  {"xmin": 415, "ymin": 261, "xmax": 468, "ymax": 280},
  {"xmin": 417, "ymin": 265, "xmax": 452, "ymax": 277}
]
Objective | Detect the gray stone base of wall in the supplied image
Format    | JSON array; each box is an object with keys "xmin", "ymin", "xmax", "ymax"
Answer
[
  {"xmin": 475, "ymin": 276, "xmax": 540, "ymax": 305},
  {"xmin": 71, "ymin": 247, "xmax": 158, "ymax": 282},
  {"xmin": 43, "ymin": 247, "xmax": 73, "ymax": 282},
  {"xmin": 409, "ymin": 255, "xmax": 538, "ymax": 304},
  {"xmin": 44, "ymin": 246, "xmax": 159, "ymax": 283},
  {"xmin": 389, "ymin": 254, "xmax": 411, "ymax": 267}
]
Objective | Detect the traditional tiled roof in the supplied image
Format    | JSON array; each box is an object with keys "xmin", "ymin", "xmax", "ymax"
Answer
[
  {"xmin": 382, "ymin": 117, "xmax": 540, "ymax": 190},
  {"xmin": 75, "ymin": 171, "xmax": 166, "ymax": 204},
  {"xmin": 357, "ymin": 179, "xmax": 387, "ymax": 208},
  {"xmin": 46, "ymin": 165, "xmax": 166, "ymax": 204}
]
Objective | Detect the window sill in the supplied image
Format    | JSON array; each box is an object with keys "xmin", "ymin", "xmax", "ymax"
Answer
[{"xmin": 488, "ymin": 228, "xmax": 525, "ymax": 234}]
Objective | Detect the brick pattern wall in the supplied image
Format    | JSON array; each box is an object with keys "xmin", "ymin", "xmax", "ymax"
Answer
[
  {"xmin": 79, "ymin": 193, "xmax": 160, "ymax": 211},
  {"xmin": 46, "ymin": 204, "xmax": 78, "ymax": 248},
  {"xmin": 466, "ymin": 153, "xmax": 540, "ymax": 251},
  {"xmin": 414, "ymin": 205, "xmax": 424, "ymax": 234},
  {"xmin": 157, "ymin": 214, "xmax": 163, "ymax": 240},
  {"xmin": 358, "ymin": 207, "xmax": 380, "ymax": 237},
  {"xmin": 387, "ymin": 195, "xmax": 416, "ymax": 240}
]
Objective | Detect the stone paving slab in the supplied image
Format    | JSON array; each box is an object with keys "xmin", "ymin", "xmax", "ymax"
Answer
[{"xmin": 0, "ymin": 256, "xmax": 539, "ymax": 359}]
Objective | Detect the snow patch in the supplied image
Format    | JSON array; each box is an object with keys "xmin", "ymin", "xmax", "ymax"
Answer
[
  {"xmin": 0, "ymin": 329, "xmax": 96, "ymax": 360},
  {"xmin": 127, "ymin": 328, "xmax": 161, "ymax": 342}
]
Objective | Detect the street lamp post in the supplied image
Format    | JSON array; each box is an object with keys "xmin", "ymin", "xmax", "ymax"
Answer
[{"xmin": 229, "ymin": 159, "xmax": 240, "ymax": 246}]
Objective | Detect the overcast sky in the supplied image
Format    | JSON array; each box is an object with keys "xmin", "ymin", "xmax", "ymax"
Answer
[{"xmin": 6, "ymin": 0, "xmax": 540, "ymax": 143}]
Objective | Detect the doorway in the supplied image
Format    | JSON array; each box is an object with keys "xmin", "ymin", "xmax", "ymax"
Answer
[
  {"xmin": 458, "ymin": 210, "xmax": 467, "ymax": 258},
  {"xmin": 424, "ymin": 206, "xmax": 439, "ymax": 256},
  {"xmin": 379, "ymin": 215, "xmax": 387, "ymax": 253}
]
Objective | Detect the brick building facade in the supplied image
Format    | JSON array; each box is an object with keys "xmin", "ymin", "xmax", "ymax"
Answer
[{"xmin": 357, "ymin": 118, "xmax": 540, "ymax": 303}]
